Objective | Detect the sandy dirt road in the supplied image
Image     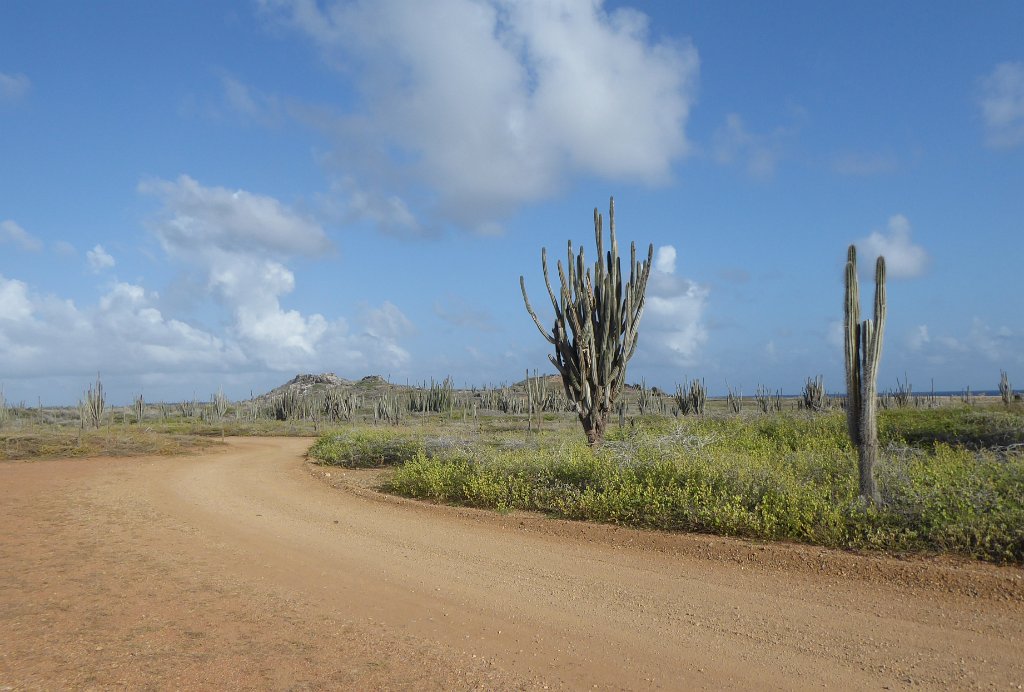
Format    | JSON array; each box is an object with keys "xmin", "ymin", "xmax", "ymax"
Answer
[{"xmin": 1, "ymin": 437, "xmax": 1022, "ymax": 690}]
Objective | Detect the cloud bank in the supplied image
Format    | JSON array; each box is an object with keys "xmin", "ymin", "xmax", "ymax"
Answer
[
  {"xmin": 260, "ymin": 0, "xmax": 699, "ymax": 232},
  {"xmin": 0, "ymin": 177, "xmax": 415, "ymax": 391}
]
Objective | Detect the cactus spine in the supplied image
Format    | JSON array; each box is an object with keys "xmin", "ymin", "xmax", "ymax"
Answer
[
  {"xmin": 844, "ymin": 245, "xmax": 886, "ymax": 505},
  {"xmin": 521, "ymin": 197, "xmax": 653, "ymax": 447}
]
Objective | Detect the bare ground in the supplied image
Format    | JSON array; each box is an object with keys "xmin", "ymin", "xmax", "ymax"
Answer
[{"xmin": 1, "ymin": 437, "xmax": 1021, "ymax": 690}]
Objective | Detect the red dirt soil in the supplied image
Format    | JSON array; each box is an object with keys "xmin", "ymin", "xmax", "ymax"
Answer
[{"xmin": 1, "ymin": 437, "xmax": 1022, "ymax": 690}]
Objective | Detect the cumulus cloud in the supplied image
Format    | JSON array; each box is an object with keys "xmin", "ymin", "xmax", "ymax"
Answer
[
  {"xmin": 261, "ymin": 0, "xmax": 699, "ymax": 231},
  {"xmin": 857, "ymin": 214, "xmax": 928, "ymax": 279},
  {"xmin": 86, "ymin": 244, "xmax": 116, "ymax": 272},
  {"xmin": 0, "ymin": 175, "xmax": 418, "ymax": 385},
  {"xmin": 138, "ymin": 175, "xmax": 411, "ymax": 372},
  {"xmin": 979, "ymin": 61, "xmax": 1024, "ymax": 149},
  {"xmin": 139, "ymin": 175, "xmax": 330, "ymax": 257},
  {"xmin": 0, "ymin": 274, "xmax": 244, "ymax": 377},
  {"xmin": 637, "ymin": 244, "xmax": 708, "ymax": 366},
  {"xmin": 0, "ymin": 220, "xmax": 42, "ymax": 251},
  {"xmin": 0, "ymin": 71, "xmax": 30, "ymax": 102}
]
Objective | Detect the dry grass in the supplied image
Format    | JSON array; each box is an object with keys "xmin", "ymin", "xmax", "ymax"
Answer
[{"xmin": 0, "ymin": 424, "xmax": 217, "ymax": 461}]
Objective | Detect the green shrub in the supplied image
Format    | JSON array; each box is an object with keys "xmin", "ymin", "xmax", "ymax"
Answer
[
  {"xmin": 309, "ymin": 428, "xmax": 423, "ymax": 467},
  {"xmin": 379, "ymin": 415, "xmax": 1024, "ymax": 563}
]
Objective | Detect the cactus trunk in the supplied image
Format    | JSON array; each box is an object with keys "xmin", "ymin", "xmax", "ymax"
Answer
[
  {"xmin": 844, "ymin": 245, "xmax": 886, "ymax": 505},
  {"xmin": 521, "ymin": 198, "xmax": 653, "ymax": 447}
]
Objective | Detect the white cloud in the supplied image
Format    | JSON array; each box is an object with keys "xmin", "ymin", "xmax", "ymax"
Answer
[
  {"xmin": 0, "ymin": 275, "xmax": 244, "ymax": 377},
  {"xmin": 139, "ymin": 175, "xmax": 330, "ymax": 257},
  {"xmin": 138, "ymin": 175, "xmax": 411, "ymax": 372},
  {"xmin": 654, "ymin": 245, "xmax": 676, "ymax": 274},
  {"xmin": 637, "ymin": 244, "xmax": 708, "ymax": 366},
  {"xmin": 86, "ymin": 244, "xmax": 116, "ymax": 273},
  {"xmin": 0, "ymin": 71, "xmax": 30, "ymax": 102},
  {"xmin": 979, "ymin": 61, "xmax": 1024, "ymax": 149},
  {"xmin": 857, "ymin": 214, "xmax": 928, "ymax": 279},
  {"xmin": 0, "ymin": 220, "xmax": 42, "ymax": 251},
  {"xmin": 262, "ymin": 0, "xmax": 699, "ymax": 231}
]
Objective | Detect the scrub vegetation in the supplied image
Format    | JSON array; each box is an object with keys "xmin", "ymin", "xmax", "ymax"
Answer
[{"xmin": 310, "ymin": 405, "xmax": 1024, "ymax": 564}]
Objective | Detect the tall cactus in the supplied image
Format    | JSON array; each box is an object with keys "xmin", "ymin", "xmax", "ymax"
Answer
[
  {"xmin": 844, "ymin": 245, "xmax": 886, "ymax": 505},
  {"xmin": 521, "ymin": 197, "xmax": 653, "ymax": 446}
]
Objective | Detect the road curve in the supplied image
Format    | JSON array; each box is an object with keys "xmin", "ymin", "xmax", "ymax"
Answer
[{"xmin": 2, "ymin": 437, "xmax": 1022, "ymax": 689}]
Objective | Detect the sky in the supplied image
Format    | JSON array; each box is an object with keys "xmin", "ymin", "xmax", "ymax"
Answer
[{"xmin": 1, "ymin": 0, "xmax": 1022, "ymax": 406}]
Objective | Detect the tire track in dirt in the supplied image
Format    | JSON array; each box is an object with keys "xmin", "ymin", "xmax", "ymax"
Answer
[{"xmin": 2, "ymin": 437, "xmax": 1022, "ymax": 689}]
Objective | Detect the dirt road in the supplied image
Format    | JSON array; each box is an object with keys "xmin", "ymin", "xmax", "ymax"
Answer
[{"xmin": 2, "ymin": 438, "xmax": 1022, "ymax": 690}]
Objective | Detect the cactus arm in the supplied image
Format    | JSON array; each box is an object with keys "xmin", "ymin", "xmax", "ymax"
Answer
[
  {"xmin": 870, "ymin": 256, "xmax": 886, "ymax": 366},
  {"xmin": 520, "ymin": 276, "xmax": 556, "ymax": 344},
  {"xmin": 843, "ymin": 246, "xmax": 863, "ymax": 447}
]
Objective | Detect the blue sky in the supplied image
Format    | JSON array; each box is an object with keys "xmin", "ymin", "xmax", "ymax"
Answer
[{"xmin": 1, "ymin": 1, "xmax": 1022, "ymax": 405}]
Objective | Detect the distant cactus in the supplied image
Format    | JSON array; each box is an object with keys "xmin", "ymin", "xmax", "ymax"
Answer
[
  {"xmin": 84, "ymin": 374, "xmax": 105, "ymax": 429},
  {"xmin": 212, "ymin": 388, "xmax": 229, "ymax": 421},
  {"xmin": 521, "ymin": 197, "xmax": 653, "ymax": 446},
  {"xmin": 726, "ymin": 383, "xmax": 742, "ymax": 414},
  {"xmin": 273, "ymin": 389, "xmax": 301, "ymax": 421},
  {"xmin": 408, "ymin": 377, "xmax": 455, "ymax": 414},
  {"xmin": 375, "ymin": 390, "xmax": 401, "ymax": 425},
  {"xmin": 179, "ymin": 398, "xmax": 198, "ymax": 419},
  {"xmin": 844, "ymin": 245, "xmax": 886, "ymax": 505},
  {"xmin": 999, "ymin": 370, "xmax": 1013, "ymax": 406},
  {"xmin": 133, "ymin": 394, "xmax": 145, "ymax": 424},
  {"xmin": 801, "ymin": 375, "xmax": 825, "ymax": 412},
  {"xmin": 673, "ymin": 378, "xmax": 705, "ymax": 416},
  {"xmin": 636, "ymin": 378, "xmax": 654, "ymax": 415}
]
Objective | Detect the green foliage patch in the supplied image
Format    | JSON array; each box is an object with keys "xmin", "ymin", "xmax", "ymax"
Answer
[{"xmin": 310, "ymin": 409, "xmax": 1024, "ymax": 563}]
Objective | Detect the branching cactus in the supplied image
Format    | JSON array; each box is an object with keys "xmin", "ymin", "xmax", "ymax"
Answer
[
  {"xmin": 844, "ymin": 245, "xmax": 886, "ymax": 505},
  {"xmin": 521, "ymin": 198, "xmax": 653, "ymax": 447},
  {"xmin": 85, "ymin": 374, "xmax": 105, "ymax": 429}
]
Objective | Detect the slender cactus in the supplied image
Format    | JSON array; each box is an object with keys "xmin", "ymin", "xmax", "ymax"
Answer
[
  {"xmin": 520, "ymin": 197, "xmax": 653, "ymax": 446},
  {"xmin": 844, "ymin": 245, "xmax": 886, "ymax": 505},
  {"xmin": 726, "ymin": 382, "xmax": 742, "ymax": 414},
  {"xmin": 688, "ymin": 378, "xmax": 706, "ymax": 415},
  {"xmin": 999, "ymin": 370, "xmax": 1013, "ymax": 406},
  {"xmin": 636, "ymin": 378, "xmax": 653, "ymax": 415}
]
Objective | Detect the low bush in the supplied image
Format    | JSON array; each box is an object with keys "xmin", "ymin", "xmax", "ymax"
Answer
[
  {"xmin": 308, "ymin": 428, "xmax": 423, "ymax": 467},
  {"xmin": 379, "ymin": 414, "xmax": 1024, "ymax": 563}
]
